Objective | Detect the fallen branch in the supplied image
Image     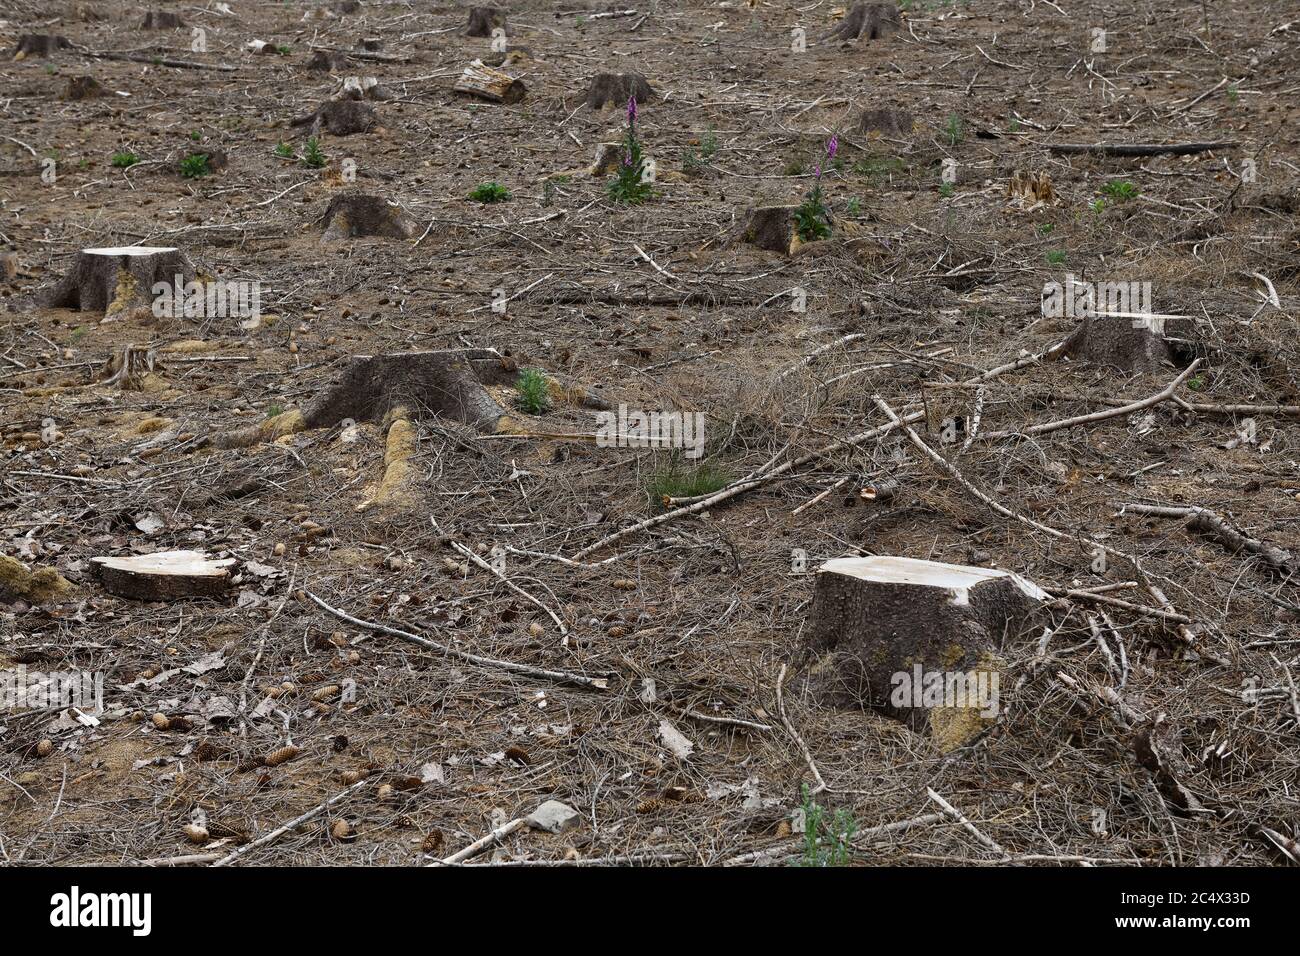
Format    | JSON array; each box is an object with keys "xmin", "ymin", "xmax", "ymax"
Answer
[
  {"xmin": 1045, "ymin": 141, "xmax": 1238, "ymax": 156},
  {"xmin": 1115, "ymin": 503, "xmax": 1296, "ymax": 576}
]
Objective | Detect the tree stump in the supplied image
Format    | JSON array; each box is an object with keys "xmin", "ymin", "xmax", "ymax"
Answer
[
  {"xmin": 453, "ymin": 60, "xmax": 526, "ymax": 104},
  {"xmin": 1060, "ymin": 313, "xmax": 1195, "ymax": 373},
  {"xmin": 13, "ymin": 35, "xmax": 72, "ymax": 59},
  {"xmin": 140, "ymin": 10, "xmax": 185, "ymax": 28},
  {"xmin": 63, "ymin": 75, "xmax": 106, "ymax": 100},
  {"xmin": 292, "ymin": 99, "xmax": 376, "ymax": 136},
  {"xmin": 584, "ymin": 72, "xmax": 654, "ymax": 110},
  {"xmin": 97, "ymin": 343, "xmax": 158, "ymax": 389},
  {"xmin": 1008, "ymin": 169, "xmax": 1056, "ymax": 205},
  {"xmin": 91, "ymin": 551, "xmax": 236, "ymax": 601},
  {"xmin": 302, "ymin": 349, "xmax": 515, "ymax": 431},
  {"xmin": 307, "ymin": 50, "xmax": 350, "ymax": 71},
  {"xmin": 800, "ymin": 556, "xmax": 1046, "ymax": 751},
  {"xmin": 320, "ymin": 194, "xmax": 416, "ymax": 241},
  {"xmin": 732, "ymin": 205, "xmax": 799, "ymax": 255},
  {"xmin": 42, "ymin": 246, "xmax": 196, "ymax": 322},
  {"xmin": 823, "ymin": 2, "xmax": 900, "ymax": 42},
  {"xmin": 857, "ymin": 107, "xmax": 913, "ymax": 137},
  {"xmin": 339, "ymin": 75, "xmax": 393, "ymax": 101},
  {"xmin": 465, "ymin": 6, "xmax": 506, "ymax": 37}
]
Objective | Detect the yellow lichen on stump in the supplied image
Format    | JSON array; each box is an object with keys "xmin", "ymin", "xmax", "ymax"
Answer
[
  {"xmin": 927, "ymin": 653, "xmax": 1003, "ymax": 754},
  {"xmin": 0, "ymin": 554, "xmax": 74, "ymax": 604},
  {"xmin": 358, "ymin": 410, "xmax": 419, "ymax": 510}
]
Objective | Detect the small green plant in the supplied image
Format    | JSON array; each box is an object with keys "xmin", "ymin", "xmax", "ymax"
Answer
[
  {"xmin": 1091, "ymin": 198, "xmax": 1106, "ymax": 213},
  {"xmin": 939, "ymin": 181, "xmax": 955, "ymax": 198},
  {"xmin": 1038, "ymin": 223, "xmax": 1054, "ymax": 235},
  {"xmin": 699, "ymin": 129, "xmax": 719, "ymax": 160},
  {"xmin": 302, "ymin": 137, "xmax": 327, "ymax": 169},
  {"xmin": 1101, "ymin": 180, "xmax": 1139, "ymax": 202},
  {"xmin": 845, "ymin": 196, "xmax": 862, "ymax": 216},
  {"xmin": 943, "ymin": 113, "xmax": 964, "ymax": 146},
  {"xmin": 1046, "ymin": 249, "xmax": 1067, "ymax": 265},
  {"xmin": 265, "ymin": 403, "xmax": 284, "ymax": 419},
  {"xmin": 1187, "ymin": 374, "xmax": 1206, "ymax": 392},
  {"xmin": 69, "ymin": 325, "xmax": 88, "ymax": 343},
  {"xmin": 608, "ymin": 95, "xmax": 654, "ymax": 205},
  {"xmin": 793, "ymin": 134, "xmax": 838, "ymax": 242},
  {"xmin": 1227, "ymin": 85, "xmax": 1239, "ymax": 104},
  {"xmin": 514, "ymin": 368, "xmax": 551, "ymax": 415},
  {"xmin": 189, "ymin": 129, "xmax": 202, "ymax": 142},
  {"xmin": 794, "ymin": 785, "xmax": 858, "ymax": 867},
  {"xmin": 274, "ymin": 142, "xmax": 294, "ymax": 159},
  {"xmin": 644, "ymin": 460, "xmax": 730, "ymax": 510},
  {"xmin": 111, "ymin": 151, "xmax": 139, "ymax": 169},
  {"xmin": 276, "ymin": 44, "xmax": 291, "ymax": 55},
  {"xmin": 469, "ymin": 181, "xmax": 510, "ymax": 203},
  {"xmin": 854, "ymin": 154, "xmax": 905, "ymax": 178},
  {"xmin": 179, "ymin": 152, "xmax": 212, "ymax": 178},
  {"xmin": 782, "ymin": 157, "xmax": 805, "ymax": 176}
]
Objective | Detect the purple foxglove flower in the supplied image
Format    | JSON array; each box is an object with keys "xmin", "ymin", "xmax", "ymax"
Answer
[
  {"xmin": 827, "ymin": 134, "xmax": 839, "ymax": 160},
  {"xmin": 627, "ymin": 95, "xmax": 638, "ymax": 123}
]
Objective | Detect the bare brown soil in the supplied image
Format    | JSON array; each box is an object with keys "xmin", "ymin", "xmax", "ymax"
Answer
[{"xmin": 1, "ymin": 0, "xmax": 1298, "ymax": 867}]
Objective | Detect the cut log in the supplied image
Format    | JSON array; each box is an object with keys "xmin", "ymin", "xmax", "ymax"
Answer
[
  {"xmin": 465, "ymin": 6, "xmax": 506, "ymax": 37},
  {"xmin": 800, "ymin": 556, "xmax": 1047, "ymax": 751},
  {"xmin": 140, "ymin": 10, "xmax": 185, "ymax": 28},
  {"xmin": 453, "ymin": 60, "xmax": 526, "ymax": 104},
  {"xmin": 291, "ymin": 99, "xmax": 376, "ymax": 136},
  {"xmin": 822, "ymin": 3, "xmax": 900, "ymax": 42},
  {"xmin": 584, "ymin": 72, "xmax": 654, "ymax": 110},
  {"xmin": 320, "ymin": 194, "xmax": 416, "ymax": 241},
  {"xmin": 64, "ymin": 75, "xmax": 106, "ymax": 100},
  {"xmin": 732, "ymin": 205, "xmax": 799, "ymax": 255},
  {"xmin": 92, "ymin": 551, "xmax": 237, "ymax": 601},
  {"xmin": 13, "ymin": 35, "xmax": 72, "ymax": 58},
  {"xmin": 41, "ymin": 246, "xmax": 196, "ymax": 322}
]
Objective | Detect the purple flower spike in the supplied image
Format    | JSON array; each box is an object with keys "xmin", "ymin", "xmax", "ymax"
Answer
[
  {"xmin": 627, "ymin": 95, "xmax": 638, "ymax": 123},
  {"xmin": 827, "ymin": 134, "xmax": 839, "ymax": 159}
]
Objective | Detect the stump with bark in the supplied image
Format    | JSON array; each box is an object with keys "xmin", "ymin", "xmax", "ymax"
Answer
[
  {"xmin": 42, "ymin": 246, "xmax": 196, "ymax": 322},
  {"xmin": 307, "ymin": 50, "xmax": 350, "ymax": 72},
  {"xmin": 800, "ymin": 556, "xmax": 1047, "ymax": 750},
  {"xmin": 140, "ymin": 10, "xmax": 185, "ymax": 28},
  {"xmin": 13, "ymin": 35, "xmax": 72, "ymax": 58},
  {"xmin": 857, "ymin": 107, "xmax": 913, "ymax": 137},
  {"xmin": 823, "ymin": 2, "xmax": 900, "ymax": 41},
  {"xmin": 339, "ymin": 75, "xmax": 393, "ymax": 101},
  {"xmin": 292, "ymin": 99, "xmax": 376, "ymax": 136},
  {"xmin": 732, "ymin": 205, "xmax": 800, "ymax": 255},
  {"xmin": 63, "ymin": 75, "xmax": 106, "ymax": 100},
  {"xmin": 465, "ymin": 6, "xmax": 506, "ymax": 37},
  {"xmin": 320, "ymin": 194, "xmax": 416, "ymax": 241},
  {"xmin": 97, "ymin": 343, "xmax": 157, "ymax": 389},
  {"xmin": 584, "ymin": 72, "xmax": 654, "ymax": 110},
  {"xmin": 1008, "ymin": 169, "xmax": 1056, "ymax": 205},
  {"xmin": 1061, "ymin": 313, "xmax": 1195, "ymax": 373},
  {"xmin": 91, "ymin": 550, "xmax": 236, "ymax": 601},
  {"xmin": 453, "ymin": 60, "xmax": 526, "ymax": 103}
]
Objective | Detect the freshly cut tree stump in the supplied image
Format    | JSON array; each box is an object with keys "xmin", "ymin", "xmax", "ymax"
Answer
[
  {"xmin": 339, "ymin": 75, "xmax": 393, "ymax": 101},
  {"xmin": 857, "ymin": 107, "xmax": 913, "ymax": 137},
  {"xmin": 584, "ymin": 72, "xmax": 654, "ymax": 110},
  {"xmin": 140, "ymin": 10, "xmax": 185, "ymax": 28},
  {"xmin": 823, "ymin": 2, "xmax": 900, "ymax": 41},
  {"xmin": 13, "ymin": 35, "xmax": 72, "ymax": 59},
  {"xmin": 42, "ymin": 246, "xmax": 196, "ymax": 322},
  {"xmin": 800, "ymin": 556, "xmax": 1047, "ymax": 751},
  {"xmin": 63, "ymin": 75, "xmax": 106, "ymax": 100},
  {"xmin": 92, "ymin": 550, "xmax": 236, "ymax": 601},
  {"xmin": 465, "ymin": 6, "xmax": 506, "ymax": 37},
  {"xmin": 453, "ymin": 60, "xmax": 526, "ymax": 104},
  {"xmin": 733, "ymin": 205, "xmax": 799, "ymax": 255},
  {"xmin": 292, "ymin": 99, "xmax": 376, "ymax": 136},
  {"xmin": 307, "ymin": 50, "xmax": 350, "ymax": 71},
  {"xmin": 320, "ymin": 194, "xmax": 415, "ymax": 241}
]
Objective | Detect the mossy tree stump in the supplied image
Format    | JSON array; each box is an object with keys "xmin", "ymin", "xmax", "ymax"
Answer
[
  {"xmin": 800, "ymin": 556, "xmax": 1046, "ymax": 751},
  {"xmin": 42, "ymin": 246, "xmax": 196, "ymax": 322}
]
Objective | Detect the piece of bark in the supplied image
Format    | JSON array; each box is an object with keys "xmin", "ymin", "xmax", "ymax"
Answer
[
  {"xmin": 465, "ymin": 6, "xmax": 506, "ymax": 38},
  {"xmin": 584, "ymin": 72, "xmax": 654, "ymax": 110},
  {"xmin": 41, "ymin": 246, "xmax": 196, "ymax": 321},
  {"xmin": 97, "ymin": 343, "xmax": 157, "ymax": 389},
  {"xmin": 800, "ymin": 556, "xmax": 1046, "ymax": 750},
  {"xmin": 320, "ymin": 194, "xmax": 415, "ymax": 240},
  {"xmin": 92, "ymin": 551, "xmax": 237, "ymax": 601},
  {"xmin": 822, "ymin": 3, "xmax": 900, "ymax": 42},
  {"xmin": 453, "ymin": 60, "xmax": 526, "ymax": 103},
  {"xmin": 292, "ymin": 99, "xmax": 376, "ymax": 136},
  {"xmin": 1008, "ymin": 169, "xmax": 1056, "ymax": 205}
]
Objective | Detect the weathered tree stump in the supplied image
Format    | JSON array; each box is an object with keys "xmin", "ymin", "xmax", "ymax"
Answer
[
  {"xmin": 97, "ymin": 343, "xmax": 157, "ymax": 389},
  {"xmin": 857, "ymin": 107, "xmax": 913, "ymax": 137},
  {"xmin": 140, "ymin": 10, "xmax": 185, "ymax": 28},
  {"xmin": 13, "ymin": 35, "xmax": 72, "ymax": 59},
  {"xmin": 584, "ymin": 72, "xmax": 654, "ymax": 110},
  {"xmin": 0, "ymin": 554, "xmax": 74, "ymax": 604},
  {"xmin": 42, "ymin": 246, "xmax": 196, "ymax": 322},
  {"xmin": 465, "ymin": 6, "xmax": 506, "ymax": 37},
  {"xmin": 292, "ymin": 99, "xmax": 376, "ymax": 136},
  {"xmin": 339, "ymin": 75, "xmax": 393, "ymax": 101},
  {"xmin": 1008, "ymin": 169, "xmax": 1056, "ymax": 205},
  {"xmin": 91, "ymin": 550, "xmax": 236, "ymax": 601},
  {"xmin": 732, "ymin": 205, "xmax": 800, "ymax": 255},
  {"xmin": 63, "ymin": 75, "xmax": 106, "ymax": 100},
  {"xmin": 800, "ymin": 556, "xmax": 1046, "ymax": 751},
  {"xmin": 320, "ymin": 194, "xmax": 416, "ymax": 241},
  {"xmin": 453, "ymin": 60, "xmax": 526, "ymax": 103},
  {"xmin": 307, "ymin": 50, "xmax": 350, "ymax": 71},
  {"xmin": 823, "ymin": 2, "xmax": 900, "ymax": 42},
  {"xmin": 1061, "ymin": 313, "xmax": 1194, "ymax": 373}
]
